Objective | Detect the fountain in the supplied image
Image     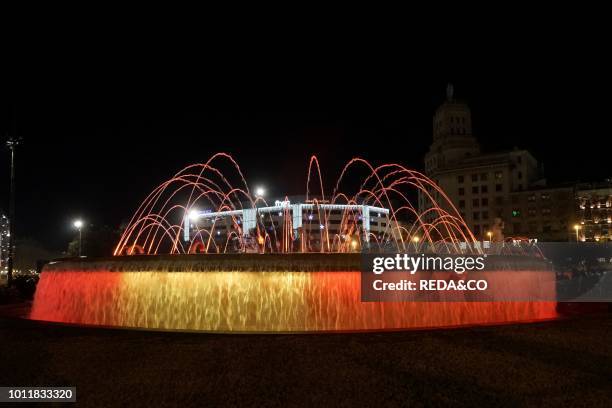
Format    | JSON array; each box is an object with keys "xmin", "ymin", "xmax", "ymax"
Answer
[{"xmin": 30, "ymin": 154, "xmax": 557, "ymax": 331}]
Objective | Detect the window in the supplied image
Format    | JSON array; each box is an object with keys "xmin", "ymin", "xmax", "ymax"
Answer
[
  {"xmin": 472, "ymin": 186, "xmax": 479, "ymax": 194},
  {"xmin": 528, "ymin": 194, "xmax": 536, "ymax": 202},
  {"xmin": 541, "ymin": 193, "xmax": 550, "ymax": 200},
  {"xmin": 480, "ymin": 173, "xmax": 488, "ymax": 181},
  {"xmin": 458, "ymin": 187, "xmax": 465, "ymax": 196},
  {"xmin": 512, "ymin": 209, "xmax": 521, "ymax": 217},
  {"xmin": 471, "ymin": 174, "xmax": 478, "ymax": 182},
  {"xmin": 474, "ymin": 225, "xmax": 481, "ymax": 234},
  {"xmin": 528, "ymin": 208, "xmax": 536, "ymax": 216},
  {"xmin": 496, "ymin": 184, "xmax": 503, "ymax": 192},
  {"xmin": 473, "ymin": 199, "xmax": 479, "ymax": 207},
  {"xmin": 495, "ymin": 171, "xmax": 503, "ymax": 180},
  {"xmin": 458, "ymin": 175, "xmax": 464, "ymax": 183},
  {"xmin": 459, "ymin": 200, "xmax": 465, "ymax": 208},
  {"xmin": 542, "ymin": 208, "xmax": 552, "ymax": 215},
  {"xmin": 481, "ymin": 185, "xmax": 488, "ymax": 193},
  {"xmin": 481, "ymin": 198, "xmax": 489, "ymax": 206},
  {"xmin": 513, "ymin": 223, "xmax": 522, "ymax": 234},
  {"xmin": 543, "ymin": 225, "xmax": 551, "ymax": 233},
  {"xmin": 473, "ymin": 212, "xmax": 480, "ymax": 220},
  {"xmin": 495, "ymin": 196, "xmax": 503, "ymax": 205},
  {"xmin": 518, "ymin": 171, "xmax": 523, "ymax": 180},
  {"xmin": 482, "ymin": 211, "xmax": 489, "ymax": 220},
  {"xmin": 517, "ymin": 156, "xmax": 522, "ymax": 164}
]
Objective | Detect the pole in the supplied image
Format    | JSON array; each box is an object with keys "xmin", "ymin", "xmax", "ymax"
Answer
[
  {"xmin": 575, "ymin": 228, "xmax": 579, "ymax": 242},
  {"xmin": 78, "ymin": 228, "xmax": 82, "ymax": 257}
]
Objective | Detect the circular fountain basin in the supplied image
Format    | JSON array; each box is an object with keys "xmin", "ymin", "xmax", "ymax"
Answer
[{"xmin": 30, "ymin": 254, "xmax": 557, "ymax": 332}]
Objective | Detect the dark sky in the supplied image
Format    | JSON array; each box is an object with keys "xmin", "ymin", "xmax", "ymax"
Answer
[{"xmin": 1, "ymin": 49, "xmax": 610, "ymax": 251}]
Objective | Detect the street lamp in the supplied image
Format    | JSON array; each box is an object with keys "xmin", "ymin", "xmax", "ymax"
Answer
[
  {"xmin": 573, "ymin": 224, "xmax": 581, "ymax": 242},
  {"xmin": 487, "ymin": 231, "xmax": 493, "ymax": 241},
  {"xmin": 189, "ymin": 209, "xmax": 200, "ymax": 221},
  {"xmin": 73, "ymin": 219, "xmax": 84, "ymax": 256},
  {"xmin": 255, "ymin": 186, "xmax": 265, "ymax": 198}
]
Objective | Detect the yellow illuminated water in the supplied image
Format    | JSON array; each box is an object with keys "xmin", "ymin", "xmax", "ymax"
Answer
[{"xmin": 31, "ymin": 268, "xmax": 558, "ymax": 332}]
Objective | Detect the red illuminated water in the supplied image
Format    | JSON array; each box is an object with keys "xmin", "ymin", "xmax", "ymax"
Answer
[
  {"xmin": 31, "ymin": 256, "xmax": 557, "ymax": 332},
  {"xmin": 114, "ymin": 153, "xmax": 487, "ymax": 255}
]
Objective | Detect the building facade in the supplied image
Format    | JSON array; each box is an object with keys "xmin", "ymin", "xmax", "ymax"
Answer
[
  {"xmin": 0, "ymin": 214, "xmax": 8, "ymax": 272},
  {"xmin": 185, "ymin": 200, "xmax": 394, "ymax": 252},
  {"xmin": 421, "ymin": 85, "xmax": 577, "ymax": 241},
  {"xmin": 507, "ymin": 186, "xmax": 576, "ymax": 241},
  {"xmin": 576, "ymin": 180, "xmax": 612, "ymax": 241}
]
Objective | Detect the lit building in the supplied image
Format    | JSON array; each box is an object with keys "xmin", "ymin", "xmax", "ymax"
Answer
[
  {"xmin": 421, "ymin": 85, "xmax": 577, "ymax": 241},
  {"xmin": 0, "ymin": 214, "xmax": 9, "ymax": 272},
  {"xmin": 576, "ymin": 180, "xmax": 612, "ymax": 241},
  {"xmin": 184, "ymin": 200, "xmax": 396, "ymax": 252}
]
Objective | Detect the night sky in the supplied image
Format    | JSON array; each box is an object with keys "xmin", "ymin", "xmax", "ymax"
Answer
[{"xmin": 1, "ymin": 54, "xmax": 610, "ymax": 251}]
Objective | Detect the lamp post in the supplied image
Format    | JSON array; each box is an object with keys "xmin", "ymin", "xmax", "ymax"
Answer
[
  {"xmin": 412, "ymin": 235, "xmax": 420, "ymax": 251},
  {"xmin": 73, "ymin": 220, "xmax": 84, "ymax": 256},
  {"xmin": 574, "ymin": 224, "xmax": 581, "ymax": 242},
  {"xmin": 486, "ymin": 231, "xmax": 493, "ymax": 254}
]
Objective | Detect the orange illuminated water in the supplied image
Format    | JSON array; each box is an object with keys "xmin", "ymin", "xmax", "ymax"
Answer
[{"xmin": 30, "ymin": 255, "xmax": 557, "ymax": 332}]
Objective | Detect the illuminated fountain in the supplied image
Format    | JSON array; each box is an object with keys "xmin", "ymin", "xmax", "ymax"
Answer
[{"xmin": 31, "ymin": 153, "xmax": 557, "ymax": 331}]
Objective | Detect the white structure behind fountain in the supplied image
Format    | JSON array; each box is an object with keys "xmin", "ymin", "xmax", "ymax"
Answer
[{"xmin": 184, "ymin": 200, "xmax": 393, "ymax": 252}]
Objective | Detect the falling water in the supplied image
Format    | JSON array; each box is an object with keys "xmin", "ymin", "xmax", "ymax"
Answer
[{"xmin": 31, "ymin": 254, "xmax": 557, "ymax": 332}]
